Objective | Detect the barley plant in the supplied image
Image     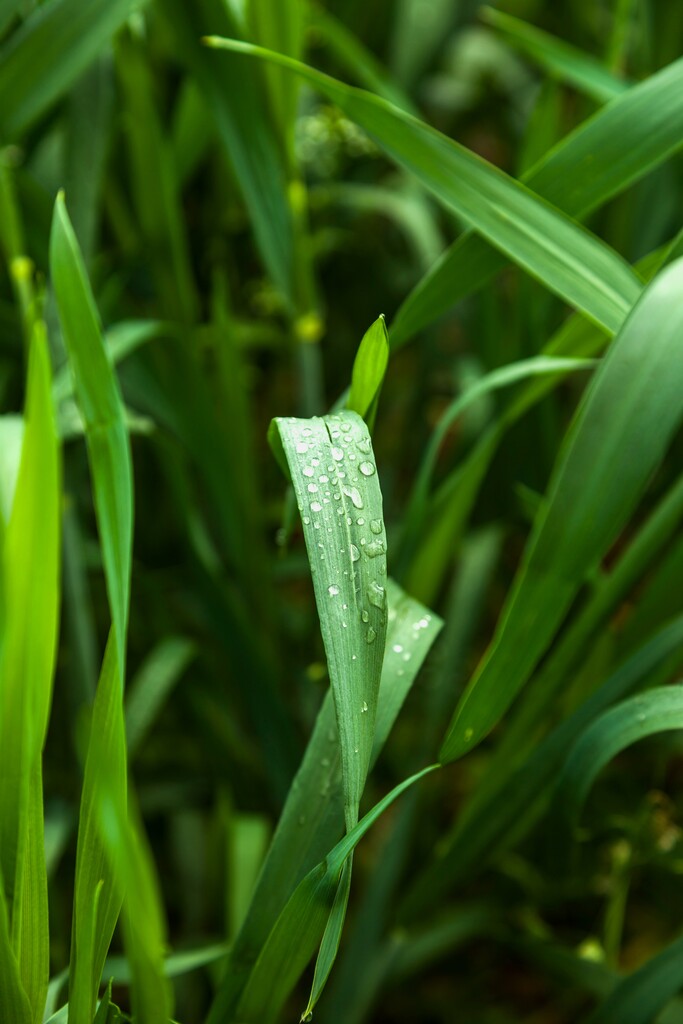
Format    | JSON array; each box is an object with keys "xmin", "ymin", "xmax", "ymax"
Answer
[{"xmin": 1, "ymin": 1, "xmax": 683, "ymax": 1021}]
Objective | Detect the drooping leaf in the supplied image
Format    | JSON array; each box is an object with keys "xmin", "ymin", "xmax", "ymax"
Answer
[{"xmin": 206, "ymin": 37, "xmax": 642, "ymax": 335}]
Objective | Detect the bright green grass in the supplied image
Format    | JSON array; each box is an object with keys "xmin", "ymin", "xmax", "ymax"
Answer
[{"xmin": 0, "ymin": 2, "xmax": 682, "ymax": 1022}]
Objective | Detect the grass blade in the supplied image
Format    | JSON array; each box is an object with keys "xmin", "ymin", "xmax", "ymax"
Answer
[
  {"xmin": 50, "ymin": 192, "xmax": 133, "ymax": 674},
  {"xmin": 585, "ymin": 933, "xmax": 683, "ymax": 1024},
  {"xmin": 0, "ymin": 0, "xmax": 137, "ymax": 138},
  {"xmin": 482, "ymin": 7, "xmax": 630, "ymax": 103},
  {"xmin": 556, "ymin": 685, "xmax": 683, "ymax": 839},
  {"xmin": 0, "ymin": 326, "xmax": 59, "ymax": 1024},
  {"xmin": 347, "ymin": 315, "xmax": 389, "ymax": 427},
  {"xmin": 206, "ymin": 37, "xmax": 642, "ymax": 334},
  {"xmin": 391, "ymin": 55, "xmax": 683, "ymax": 346},
  {"xmin": 440, "ymin": 257, "xmax": 683, "ymax": 762},
  {"xmin": 271, "ymin": 411, "xmax": 388, "ymax": 830},
  {"xmin": 235, "ymin": 765, "xmax": 438, "ymax": 1024},
  {"xmin": 208, "ymin": 577, "xmax": 441, "ymax": 1022}
]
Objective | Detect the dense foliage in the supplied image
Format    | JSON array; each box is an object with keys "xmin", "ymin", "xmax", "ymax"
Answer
[{"xmin": 0, "ymin": 1, "xmax": 682, "ymax": 1022}]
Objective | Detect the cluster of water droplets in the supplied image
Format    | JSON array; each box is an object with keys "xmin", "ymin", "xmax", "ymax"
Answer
[{"xmin": 288, "ymin": 414, "xmax": 388, "ymax": 652}]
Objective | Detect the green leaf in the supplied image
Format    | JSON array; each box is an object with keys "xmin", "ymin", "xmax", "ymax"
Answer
[
  {"xmin": 50, "ymin": 192, "xmax": 133, "ymax": 675},
  {"xmin": 556, "ymin": 686, "xmax": 683, "ymax": 838},
  {"xmin": 206, "ymin": 37, "xmax": 642, "ymax": 334},
  {"xmin": 347, "ymin": 315, "xmax": 390, "ymax": 426},
  {"xmin": 399, "ymin": 355, "xmax": 596, "ymax": 572},
  {"xmin": 208, "ymin": 577, "xmax": 442, "ymax": 1023},
  {"xmin": 440, "ymin": 257, "xmax": 683, "ymax": 762},
  {"xmin": 68, "ymin": 636, "xmax": 127, "ymax": 1024},
  {"xmin": 483, "ymin": 7, "xmax": 630, "ymax": 103},
  {"xmin": 0, "ymin": 0, "xmax": 138, "ymax": 139},
  {"xmin": 247, "ymin": 0, "xmax": 304, "ymax": 160},
  {"xmin": 391, "ymin": 54, "xmax": 683, "ymax": 346},
  {"xmin": 125, "ymin": 637, "xmax": 196, "ymax": 756},
  {"xmin": 234, "ymin": 764, "xmax": 438, "ymax": 1024},
  {"xmin": 157, "ymin": 0, "xmax": 294, "ymax": 303},
  {"xmin": 585, "ymin": 933, "xmax": 683, "ymax": 1024},
  {"xmin": 0, "ymin": 325, "xmax": 60, "ymax": 1024},
  {"xmin": 0, "ymin": 416, "xmax": 23, "ymax": 525},
  {"xmin": 270, "ymin": 411, "xmax": 388, "ymax": 830}
]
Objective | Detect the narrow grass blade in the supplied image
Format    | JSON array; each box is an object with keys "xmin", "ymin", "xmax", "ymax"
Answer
[
  {"xmin": 157, "ymin": 0, "xmax": 294, "ymax": 302},
  {"xmin": 0, "ymin": 326, "xmax": 60, "ymax": 1024},
  {"xmin": 391, "ymin": 55, "xmax": 683, "ymax": 346},
  {"xmin": 403, "ymin": 615, "xmax": 683, "ymax": 914},
  {"xmin": 97, "ymin": 790, "xmax": 173, "ymax": 1024},
  {"xmin": 50, "ymin": 192, "xmax": 133, "ymax": 675},
  {"xmin": 0, "ymin": 0, "xmax": 137, "ymax": 138},
  {"xmin": 556, "ymin": 686, "xmax": 683, "ymax": 838},
  {"xmin": 399, "ymin": 355, "xmax": 596, "ymax": 571},
  {"xmin": 235, "ymin": 765, "xmax": 438, "ymax": 1024},
  {"xmin": 584, "ymin": 933, "xmax": 683, "ymax": 1024},
  {"xmin": 125, "ymin": 637, "xmax": 196, "ymax": 756},
  {"xmin": 347, "ymin": 315, "xmax": 389, "ymax": 427},
  {"xmin": 482, "ymin": 7, "xmax": 630, "ymax": 103},
  {"xmin": 208, "ymin": 579, "xmax": 441, "ymax": 1023},
  {"xmin": 248, "ymin": 0, "xmax": 304, "ymax": 160},
  {"xmin": 271, "ymin": 412, "xmax": 388, "ymax": 829},
  {"xmin": 302, "ymin": 854, "xmax": 353, "ymax": 1021},
  {"xmin": 440, "ymin": 257, "xmax": 683, "ymax": 762},
  {"xmin": 0, "ymin": 416, "xmax": 23, "ymax": 524},
  {"xmin": 0, "ymin": 886, "xmax": 30, "ymax": 1024},
  {"xmin": 206, "ymin": 38, "xmax": 642, "ymax": 334},
  {"xmin": 68, "ymin": 636, "xmax": 127, "ymax": 1024},
  {"xmin": 307, "ymin": 6, "xmax": 417, "ymax": 114}
]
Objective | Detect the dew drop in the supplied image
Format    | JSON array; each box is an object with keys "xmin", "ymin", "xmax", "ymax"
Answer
[
  {"xmin": 370, "ymin": 519, "xmax": 383, "ymax": 535},
  {"xmin": 342, "ymin": 485, "xmax": 364, "ymax": 509},
  {"xmin": 311, "ymin": 501, "xmax": 322, "ymax": 512},
  {"xmin": 350, "ymin": 544, "xmax": 360, "ymax": 562},
  {"xmin": 359, "ymin": 461, "xmax": 376, "ymax": 476},
  {"xmin": 302, "ymin": 516, "xmax": 310, "ymax": 525},
  {"xmin": 328, "ymin": 584, "xmax": 340, "ymax": 596},
  {"xmin": 332, "ymin": 447, "xmax": 344, "ymax": 461},
  {"xmin": 366, "ymin": 627, "xmax": 377, "ymax": 644},
  {"xmin": 367, "ymin": 581, "xmax": 386, "ymax": 610},
  {"xmin": 357, "ymin": 437, "xmax": 372, "ymax": 454},
  {"xmin": 319, "ymin": 474, "xmax": 329, "ymax": 483},
  {"xmin": 361, "ymin": 609, "xmax": 369, "ymax": 623},
  {"xmin": 464, "ymin": 727, "xmax": 474, "ymax": 743},
  {"xmin": 365, "ymin": 539, "xmax": 385, "ymax": 558},
  {"xmin": 296, "ymin": 442, "xmax": 308, "ymax": 454},
  {"xmin": 393, "ymin": 644, "xmax": 403, "ymax": 654},
  {"xmin": 356, "ymin": 516, "xmax": 365, "ymax": 526},
  {"xmin": 308, "ymin": 483, "xmax": 318, "ymax": 493},
  {"xmin": 361, "ymin": 701, "xmax": 368, "ymax": 713},
  {"xmin": 303, "ymin": 466, "xmax": 314, "ymax": 477}
]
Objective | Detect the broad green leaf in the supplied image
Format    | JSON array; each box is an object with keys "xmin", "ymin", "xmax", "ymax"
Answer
[
  {"xmin": 404, "ymin": 227, "xmax": 683, "ymax": 604},
  {"xmin": 483, "ymin": 7, "xmax": 629, "ymax": 103},
  {"xmin": 0, "ymin": 326, "xmax": 60, "ymax": 1024},
  {"xmin": 347, "ymin": 315, "xmax": 389, "ymax": 426},
  {"xmin": 270, "ymin": 411, "xmax": 388, "ymax": 830},
  {"xmin": 440, "ymin": 257, "xmax": 683, "ymax": 762},
  {"xmin": 234, "ymin": 764, "xmax": 438, "ymax": 1024},
  {"xmin": 157, "ymin": 0, "xmax": 294, "ymax": 303},
  {"xmin": 68, "ymin": 636, "xmax": 126, "ymax": 1024},
  {"xmin": 556, "ymin": 686, "xmax": 683, "ymax": 837},
  {"xmin": 0, "ymin": 0, "xmax": 138, "ymax": 139},
  {"xmin": 585, "ymin": 933, "xmax": 683, "ymax": 1024},
  {"xmin": 208, "ymin": 578, "xmax": 442, "ymax": 1023},
  {"xmin": 206, "ymin": 38, "xmax": 642, "ymax": 334},
  {"xmin": 50, "ymin": 192, "xmax": 133, "ymax": 675},
  {"xmin": 391, "ymin": 55, "xmax": 683, "ymax": 346}
]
